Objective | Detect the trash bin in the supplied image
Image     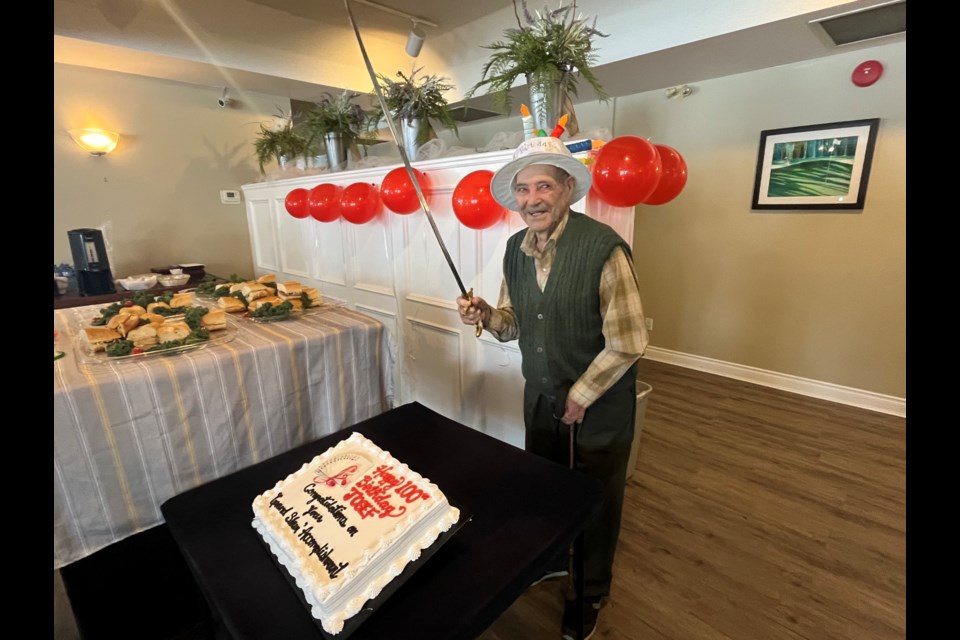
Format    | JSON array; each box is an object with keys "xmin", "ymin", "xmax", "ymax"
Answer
[{"xmin": 626, "ymin": 380, "xmax": 653, "ymax": 481}]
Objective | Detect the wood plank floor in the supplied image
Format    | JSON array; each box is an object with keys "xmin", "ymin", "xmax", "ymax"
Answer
[{"xmin": 478, "ymin": 359, "xmax": 906, "ymax": 640}]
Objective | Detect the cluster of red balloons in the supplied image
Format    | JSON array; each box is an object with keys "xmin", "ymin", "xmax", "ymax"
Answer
[
  {"xmin": 591, "ymin": 136, "xmax": 688, "ymax": 207},
  {"xmin": 284, "ymin": 182, "xmax": 382, "ymax": 224},
  {"xmin": 285, "ymin": 138, "xmax": 686, "ymax": 224}
]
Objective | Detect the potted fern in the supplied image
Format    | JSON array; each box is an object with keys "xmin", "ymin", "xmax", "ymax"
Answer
[
  {"xmin": 300, "ymin": 90, "xmax": 374, "ymax": 171},
  {"xmin": 466, "ymin": 0, "xmax": 609, "ymax": 135},
  {"xmin": 253, "ymin": 112, "xmax": 308, "ymax": 174},
  {"xmin": 371, "ymin": 68, "xmax": 459, "ymax": 159}
]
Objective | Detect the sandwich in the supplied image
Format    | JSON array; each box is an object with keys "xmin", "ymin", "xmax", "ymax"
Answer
[
  {"xmin": 107, "ymin": 313, "xmax": 140, "ymax": 337},
  {"xmin": 141, "ymin": 312, "xmax": 166, "ymax": 327},
  {"xmin": 286, "ymin": 298, "xmax": 304, "ymax": 312},
  {"xmin": 125, "ymin": 304, "xmax": 147, "ymax": 316},
  {"xmin": 200, "ymin": 308, "xmax": 227, "ymax": 331},
  {"xmin": 257, "ymin": 274, "xmax": 277, "ymax": 284},
  {"xmin": 248, "ymin": 295, "xmax": 285, "ymax": 311},
  {"xmin": 302, "ymin": 286, "xmax": 323, "ymax": 306},
  {"xmin": 277, "ymin": 281, "xmax": 302, "ymax": 298},
  {"xmin": 157, "ymin": 322, "xmax": 191, "ymax": 343},
  {"xmin": 228, "ymin": 282, "xmax": 247, "ymax": 294},
  {"xmin": 241, "ymin": 282, "xmax": 270, "ymax": 302},
  {"xmin": 217, "ymin": 296, "xmax": 246, "ymax": 313},
  {"xmin": 147, "ymin": 301, "xmax": 171, "ymax": 314},
  {"xmin": 82, "ymin": 327, "xmax": 122, "ymax": 352},
  {"xmin": 126, "ymin": 325, "xmax": 158, "ymax": 349},
  {"xmin": 169, "ymin": 293, "xmax": 193, "ymax": 308}
]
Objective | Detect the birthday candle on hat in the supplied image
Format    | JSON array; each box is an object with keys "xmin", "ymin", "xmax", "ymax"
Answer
[
  {"xmin": 519, "ymin": 104, "xmax": 535, "ymax": 141},
  {"xmin": 550, "ymin": 113, "xmax": 569, "ymax": 138}
]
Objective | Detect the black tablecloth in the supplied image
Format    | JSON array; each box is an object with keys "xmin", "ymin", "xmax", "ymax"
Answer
[{"xmin": 161, "ymin": 401, "xmax": 604, "ymax": 640}]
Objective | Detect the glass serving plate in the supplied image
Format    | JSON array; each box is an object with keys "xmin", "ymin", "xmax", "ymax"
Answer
[
  {"xmin": 72, "ymin": 310, "xmax": 239, "ymax": 365},
  {"xmin": 238, "ymin": 301, "xmax": 345, "ymax": 324}
]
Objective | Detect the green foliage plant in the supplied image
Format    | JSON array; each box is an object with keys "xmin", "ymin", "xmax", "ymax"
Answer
[
  {"xmin": 253, "ymin": 110, "xmax": 307, "ymax": 174},
  {"xmin": 299, "ymin": 90, "xmax": 375, "ymax": 153},
  {"xmin": 465, "ymin": 0, "xmax": 609, "ymax": 119},
  {"xmin": 371, "ymin": 68, "xmax": 459, "ymax": 145}
]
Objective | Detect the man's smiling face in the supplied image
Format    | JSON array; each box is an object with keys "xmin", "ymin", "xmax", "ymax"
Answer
[{"xmin": 512, "ymin": 164, "xmax": 575, "ymax": 238}]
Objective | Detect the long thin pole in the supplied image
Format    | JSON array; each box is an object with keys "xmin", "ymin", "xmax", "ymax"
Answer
[{"xmin": 343, "ymin": 0, "xmax": 482, "ymax": 337}]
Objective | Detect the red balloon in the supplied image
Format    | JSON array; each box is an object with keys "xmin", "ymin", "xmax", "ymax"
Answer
[
  {"xmin": 284, "ymin": 188, "xmax": 310, "ymax": 219},
  {"xmin": 643, "ymin": 145, "xmax": 688, "ymax": 205},
  {"xmin": 452, "ymin": 170, "xmax": 504, "ymax": 230},
  {"xmin": 339, "ymin": 182, "xmax": 381, "ymax": 225},
  {"xmin": 307, "ymin": 183, "xmax": 342, "ymax": 222},
  {"xmin": 591, "ymin": 136, "xmax": 662, "ymax": 207},
  {"xmin": 380, "ymin": 167, "xmax": 429, "ymax": 214}
]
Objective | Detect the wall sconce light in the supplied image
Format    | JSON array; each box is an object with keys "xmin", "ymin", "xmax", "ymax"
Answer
[
  {"xmin": 664, "ymin": 85, "xmax": 694, "ymax": 99},
  {"xmin": 405, "ymin": 20, "xmax": 426, "ymax": 57},
  {"xmin": 68, "ymin": 128, "xmax": 120, "ymax": 156}
]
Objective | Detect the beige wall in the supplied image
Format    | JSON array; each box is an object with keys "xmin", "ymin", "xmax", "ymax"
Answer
[
  {"xmin": 443, "ymin": 41, "xmax": 906, "ymax": 399},
  {"xmin": 54, "ymin": 64, "xmax": 287, "ymax": 280},
  {"xmin": 623, "ymin": 41, "xmax": 905, "ymax": 398}
]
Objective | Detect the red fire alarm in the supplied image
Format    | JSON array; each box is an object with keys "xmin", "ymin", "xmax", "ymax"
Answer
[{"xmin": 852, "ymin": 60, "xmax": 884, "ymax": 87}]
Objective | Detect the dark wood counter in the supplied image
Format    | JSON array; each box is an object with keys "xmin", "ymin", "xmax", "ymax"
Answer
[{"xmin": 53, "ymin": 276, "xmax": 225, "ymax": 310}]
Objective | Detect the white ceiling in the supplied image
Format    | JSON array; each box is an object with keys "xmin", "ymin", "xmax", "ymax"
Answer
[{"xmin": 53, "ymin": 0, "xmax": 906, "ymax": 109}]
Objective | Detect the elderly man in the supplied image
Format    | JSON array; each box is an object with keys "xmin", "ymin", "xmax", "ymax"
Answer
[{"xmin": 456, "ymin": 136, "xmax": 649, "ymax": 639}]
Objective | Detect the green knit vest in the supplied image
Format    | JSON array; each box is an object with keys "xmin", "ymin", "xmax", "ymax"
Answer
[{"xmin": 504, "ymin": 211, "xmax": 636, "ymax": 397}]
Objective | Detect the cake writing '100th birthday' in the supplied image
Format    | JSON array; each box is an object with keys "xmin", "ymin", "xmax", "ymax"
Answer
[{"xmin": 251, "ymin": 432, "xmax": 461, "ymax": 635}]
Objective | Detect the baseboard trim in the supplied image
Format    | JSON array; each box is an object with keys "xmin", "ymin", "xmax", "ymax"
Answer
[{"xmin": 642, "ymin": 347, "xmax": 906, "ymax": 418}]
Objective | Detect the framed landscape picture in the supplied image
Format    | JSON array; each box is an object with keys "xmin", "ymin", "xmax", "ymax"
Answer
[{"xmin": 751, "ymin": 118, "xmax": 880, "ymax": 211}]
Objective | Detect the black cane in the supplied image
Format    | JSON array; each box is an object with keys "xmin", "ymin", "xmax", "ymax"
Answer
[{"xmin": 556, "ymin": 383, "xmax": 585, "ymax": 640}]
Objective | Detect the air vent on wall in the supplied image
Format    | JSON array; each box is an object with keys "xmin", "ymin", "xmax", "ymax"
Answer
[{"xmin": 810, "ymin": 0, "xmax": 906, "ymax": 46}]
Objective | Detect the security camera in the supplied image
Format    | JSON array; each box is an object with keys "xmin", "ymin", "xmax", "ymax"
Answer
[{"xmin": 218, "ymin": 88, "xmax": 232, "ymax": 108}]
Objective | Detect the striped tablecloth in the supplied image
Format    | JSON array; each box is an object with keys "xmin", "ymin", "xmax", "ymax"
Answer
[{"xmin": 54, "ymin": 304, "xmax": 394, "ymax": 569}]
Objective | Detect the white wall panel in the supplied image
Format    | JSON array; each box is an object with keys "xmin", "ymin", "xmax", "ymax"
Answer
[
  {"xmin": 243, "ymin": 150, "xmax": 525, "ymax": 441},
  {"xmin": 247, "ymin": 199, "xmax": 278, "ymax": 271},
  {"xmin": 277, "ymin": 215, "xmax": 315, "ymax": 278},
  {"xmin": 405, "ymin": 317, "xmax": 463, "ymax": 421},
  {"xmin": 349, "ymin": 216, "xmax": 393, "ymax": 293},
  {"xmin": 314, "ymin": 220, "xmax": 346, "ymax": 286}
]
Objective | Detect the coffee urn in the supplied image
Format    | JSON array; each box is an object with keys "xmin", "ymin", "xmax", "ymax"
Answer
[{"xmin": 68, "ymin": 228, "xmax": 116, "ymax": 295}]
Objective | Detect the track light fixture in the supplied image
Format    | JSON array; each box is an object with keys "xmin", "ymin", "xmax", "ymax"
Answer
[{"xmin": 405, "ymin": 20, "xmax": 425, "ymax": 57}]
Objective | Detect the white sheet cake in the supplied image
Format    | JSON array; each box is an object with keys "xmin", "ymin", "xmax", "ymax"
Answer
[{"xmin": 252, "ymin": 432, "xmax": 460, "ymax": 634}]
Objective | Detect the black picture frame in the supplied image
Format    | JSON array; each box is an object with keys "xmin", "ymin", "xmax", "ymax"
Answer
[{"xmin": 751, "ymin": 118, "xmax": 880, "ymax": 211}]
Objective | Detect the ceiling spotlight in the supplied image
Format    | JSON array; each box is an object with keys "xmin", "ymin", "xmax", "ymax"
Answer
[{"xmin": 405, "ymin": 20, "xmax": 425, "ymax": 57}]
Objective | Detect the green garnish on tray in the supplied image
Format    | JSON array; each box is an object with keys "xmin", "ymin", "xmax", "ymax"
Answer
[{"xmin": 249, "ymin": 300, "xmax": 293, "ymax": 320}]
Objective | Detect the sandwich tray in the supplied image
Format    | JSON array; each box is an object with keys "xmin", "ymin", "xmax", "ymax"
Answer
[
  {"xmin": 72, "ymin": 310, "xmax": 239, "ymax": 365},
  {"xmin": 82, "ymin": 293, "xmax": 200, "ymax": 327}
]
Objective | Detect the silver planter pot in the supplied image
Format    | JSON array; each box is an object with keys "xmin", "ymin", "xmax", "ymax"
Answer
[
  {"xmin": 526, "ymin": 72, "xmax": 568, "ymax": 133},
  {"xmin": 400, "ymin": 117, "xmax": 430, "ymax": 161},
  {"xmin": 325, "ymin": 132, "xmax": 349, "ymax": 172}
]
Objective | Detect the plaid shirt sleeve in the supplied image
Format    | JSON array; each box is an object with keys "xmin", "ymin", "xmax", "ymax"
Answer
[
  {"xmin": 485, "ymin": 278, "xmax": 519, "ymax": 342},
  {"xmin": 568, "ymin": 246, "xmax": 649, "ymax": 409}
]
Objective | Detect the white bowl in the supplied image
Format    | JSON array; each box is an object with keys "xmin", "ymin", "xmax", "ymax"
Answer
[
  {"xmin": 158, "ymin": 273, "xmax": 191, "ymax": 287},
  {"xmin": 116, "ymin": 274, "xmax": 158, "ymax": 290}
]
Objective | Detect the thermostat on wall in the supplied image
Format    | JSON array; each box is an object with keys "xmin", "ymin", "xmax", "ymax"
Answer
[{"xmin": 220, "ymin": 190, "xmax": 241, "ymax": 204}]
